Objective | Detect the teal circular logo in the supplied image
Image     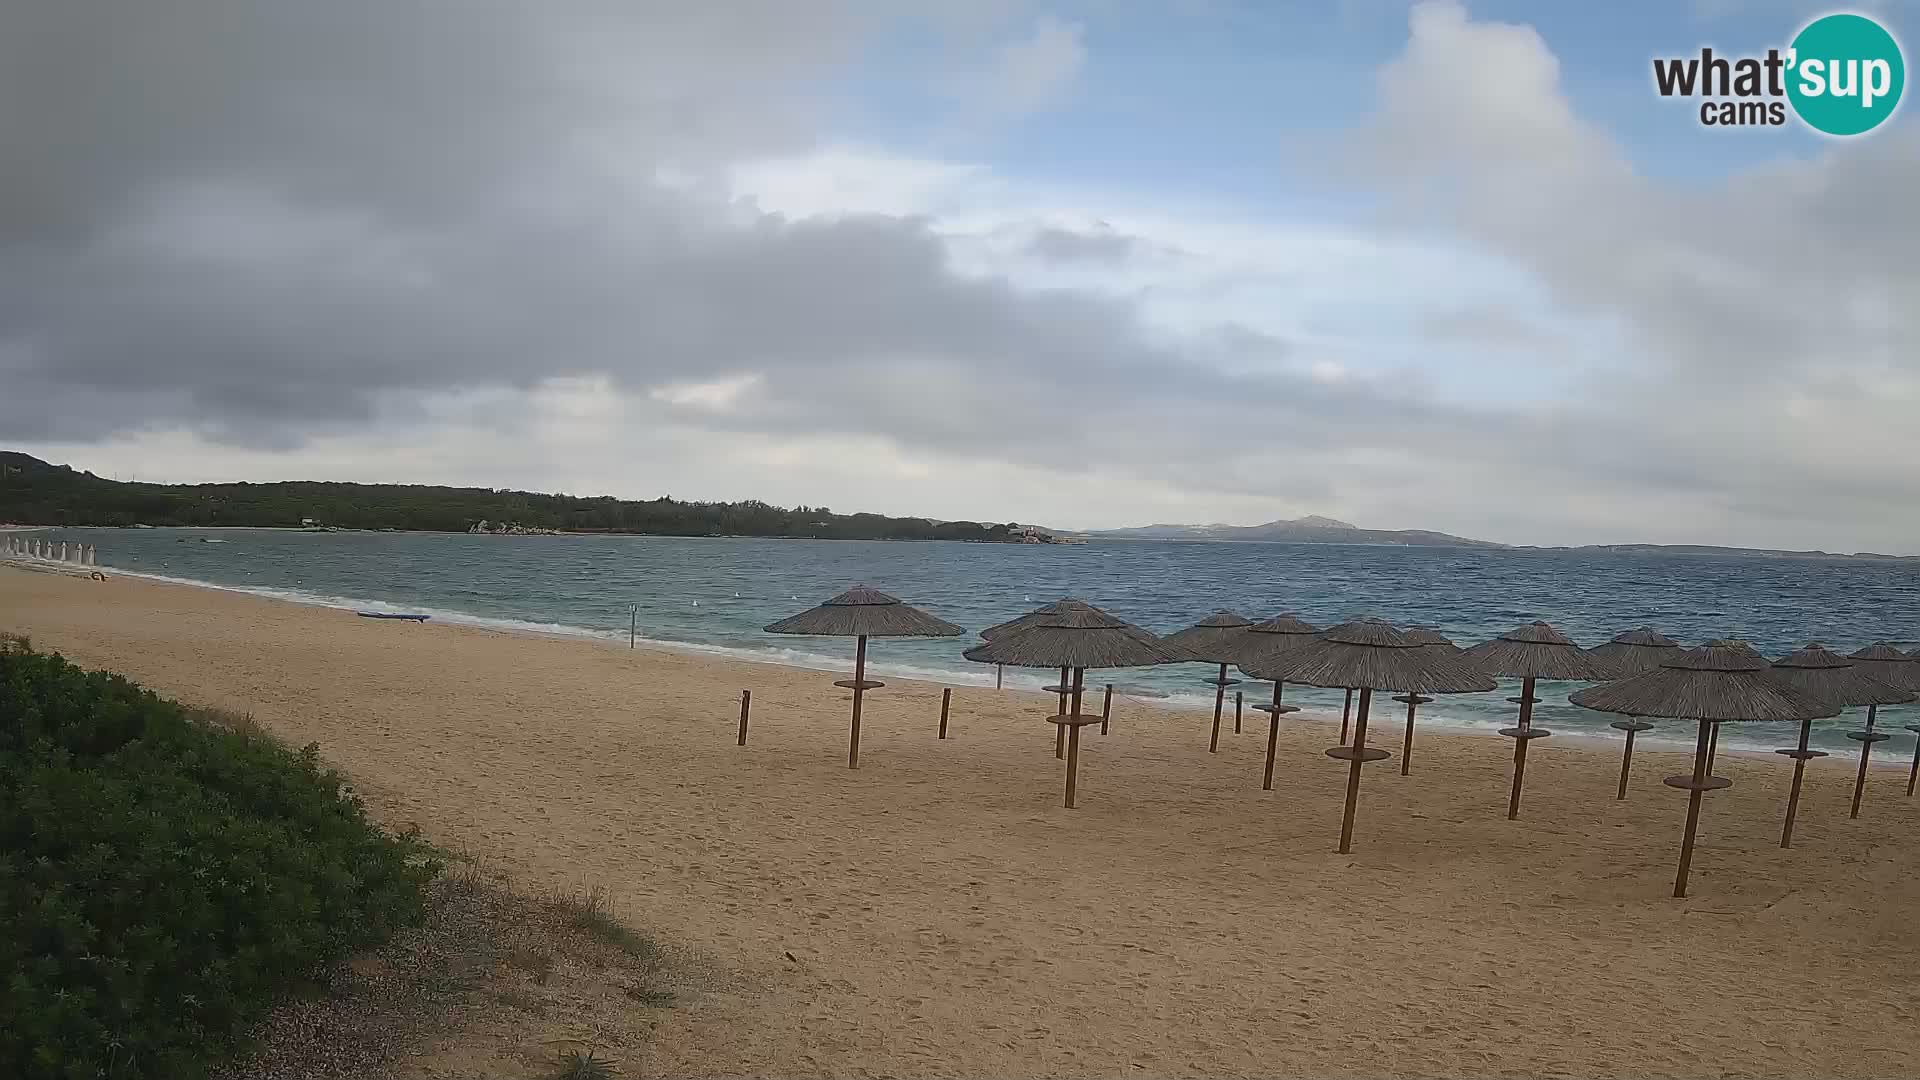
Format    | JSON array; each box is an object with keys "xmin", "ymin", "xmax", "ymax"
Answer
[{"xmin": 1787, "ymin": 13, "xmax": 1905, "ymax": 136}]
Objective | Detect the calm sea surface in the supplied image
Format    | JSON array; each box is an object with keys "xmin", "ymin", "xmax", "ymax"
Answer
[{"xmin": 20, "ymin": 527, "xmax": 1920, "ymax": 757}]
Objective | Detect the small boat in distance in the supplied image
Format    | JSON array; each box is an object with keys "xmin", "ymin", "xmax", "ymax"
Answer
[{"xmin": 357, "ymin": 611, "xmax": 430, "ymax": 622}]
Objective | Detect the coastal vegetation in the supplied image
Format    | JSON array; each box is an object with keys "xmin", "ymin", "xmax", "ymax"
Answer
[
  {"xmin": 0, "ymin": 452, "xmax": 1034, "ymax": 542},
  {"xmin": 0, "ymin": 638, "xmax": 436, "ymax": 1078}
]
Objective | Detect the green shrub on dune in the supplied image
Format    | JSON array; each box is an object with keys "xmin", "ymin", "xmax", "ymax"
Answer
[{"xmin": 0, "ymin": 641, "xmax": 436, "ymax": 1079}]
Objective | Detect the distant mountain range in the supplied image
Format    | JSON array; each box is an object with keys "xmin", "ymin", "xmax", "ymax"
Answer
[
  {"xmin": 1083, "ymin": 516, "xmax": 1504, "ymax": 548},
  {"xmin": 1081, "ymin": 517, "xmax": 1920, "ymax": 561}
]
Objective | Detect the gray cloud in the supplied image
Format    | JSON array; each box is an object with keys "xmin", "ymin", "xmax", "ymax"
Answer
[
  {"xmin": 1024, "ymin": 223, "xmax": 1141, "ymax": 263},
  {"xmin": 4, "ymin": 1, "xmax": 1918, "ymax": 552}
]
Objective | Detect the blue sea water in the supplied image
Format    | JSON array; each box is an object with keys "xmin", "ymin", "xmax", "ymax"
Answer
[{"xmin": 19, "ymin": 527, "xmax": 1920, "ymax": 758}]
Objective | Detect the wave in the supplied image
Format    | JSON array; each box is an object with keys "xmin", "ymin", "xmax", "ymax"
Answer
[{"xmin": 73, "ymin": 560, "xmax": 1890, "ymax": 758}]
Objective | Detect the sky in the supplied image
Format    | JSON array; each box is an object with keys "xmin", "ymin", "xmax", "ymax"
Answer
[{"xmin": 3, "ymin": 1, "xmax": 1917, "ymax": 552}]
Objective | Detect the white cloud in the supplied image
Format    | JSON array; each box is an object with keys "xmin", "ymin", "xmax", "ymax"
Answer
[
  {"xmin": 648, "ymin": 373, "xmax": 764, "ymax": 413},
  {"xmin": 9, "ymin": 1, "xmax": 1919, "ymax": 553},
  {"xmin": 980, "ymin": 15, "xmax": 1087, "ymax": 113}
]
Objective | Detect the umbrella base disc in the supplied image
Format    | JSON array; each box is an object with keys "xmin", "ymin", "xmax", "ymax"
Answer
[
  {"xmin": 1042, "ymin": 684, "xmax": 1075, "ymax": 694},
  {"xmin": 834, "ymin": 678, "xmax": 885, "ymax": 691},
  {"xmin": 1774, "ymin": 748, "xmax": 1829, "ymax": 760},
  {"xmin": 1846, "ymin": 731, "xmax": 1892, "ymax": 744},
  {"xmin": 1393, "ymin": 694, "xmax": 1433, "ymax": 705},
  {"xmin": 1250, "ymin": 703, "xmax": 1302, "ymax": 716},
  {"xmin": 1045, "ymin": 713, "xmax": 1106, "ymax": 728},
  {"xmin": 1663, "ymin": 774, "xmax": 1733, "ymax": 792},
  {"xmin": 1610, "ymin": 720, "xmax": 1656, "ymax": 733},
  {"xmin": 1506, "ymin": 695, "xmax": 1543, "ymax": 705},
  {"xmin": 1203, "ymin": 677, "xmax": 1242, "ymax": 687},
  {"xmin": 1499, "ymin": 727, "xmax": 1553, "ymax": 741},
  {"xmin": 1326, "ymin": 746, "xmax": 1392, "ymax": 763}
]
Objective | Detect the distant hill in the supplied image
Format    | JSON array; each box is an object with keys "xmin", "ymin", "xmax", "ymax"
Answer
[
  {"xmin": 1085, "ymin": 516, "xmax": 1505, "ymax": 548},
  {"xmin": 0, "ymin": 452, "xmax": 1025, "ymax": 543},
  {"xmin": 1529, "ymin": 543, "xmax": 1920, "ymax": 562}
]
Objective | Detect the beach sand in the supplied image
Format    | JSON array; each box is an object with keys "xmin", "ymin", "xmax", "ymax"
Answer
[{"xmin": 5, "ymin": 564, "xmax": 1918, "ymax": 1078}]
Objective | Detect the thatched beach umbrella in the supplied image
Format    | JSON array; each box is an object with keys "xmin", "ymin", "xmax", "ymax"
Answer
[
  {"xmin": 1840, "ymin": 644, "xmax": 1920, "ymax": 818},
  {"xmin": 963, "ymin": 607, "xmax": 1180, "ymax": 808},
  {"xmin": 1237, "ymin": 613, "xmax": 1319, "ymax": 790},
  {"xmin": 765, "ymin": 586, "xmax": 963, "ymax": 769},
  {"xmin": 982, "ymin": 598, "xmax": 1160, "ymax": 756},
  {"xmin": 1570, "ymin": 645, "xmax": 1837, "ymax": 897},
  {"xmin": 1164, "ymin": 611, "xmax": 1257, "ymax": 754},
  {"xmin": 1393, "ymin": 626, "xmax": 1459, "ymax": 776},
  {"xmin": 1701, "ymin": 639, "xmax": 1776, "ymax": 770},
  {"xmin": 1768, "ymin": 644, "xmax": 1914, "ymax": 846},
  {"xmin": 982, "ymin": 598, "xmax": 1086, "ymax": 754},
  {"xmin": 1587, "ymin": 629, "xmax": 1682, "ymax": 799},
  {"xmin": 1459, "ymin": 622, "xmax": 1614, "ymax": 820},
  {"xmin": 1242, "ymin": 619, "xmax": 1495, "ymax": 852},
  {"xmin": 1589, "ymin": 628, "xmax": 1682, "ymax": 676}
]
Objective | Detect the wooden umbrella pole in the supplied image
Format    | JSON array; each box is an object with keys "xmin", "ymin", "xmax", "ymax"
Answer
[
  {"xmin": 938, "ymin": 687, "xmax": 951, "ymax": 740},
  {"xmin": 1618, "ymin": 728, "xmax": 1638, "ymax": 800},
  {"xmin": 1209, "ymin": 662, "xmax": 1229, "ymax": 753},
  {"xmin": 1507, "ymin": 675, "xmax": 1536, "ymax": 821},
  {"xmin": 1399, "ymin": 696, "xmax": 1418, "ymax": 776},
  {"xmin": 1055, "ymin": 665, "xmax": 1069, "ymax": 760},
  {"xmin": 1673, "ymin": 718, "xmax": 1713, "ymax": 898},
  {"xmin": 1850, "ymin": 703, "xmax": 1879, "ymax": 819},
  {"xmin": 1781, "ymin": 716, "xmax": 1813, "ymax": 848},
  {"xmin": 1340, "ymin": 688, "xmax": 1353, "ymax": 743},
  {"xmin": 1263, "ymin": 681, "xmax": 1284, "ymax": 791},
  {"xmin": 996, "ymin": 663, "xmax": 1004, "ymax": 690},
  {"xmin": 1235, "ymin": 690, "xmax": 1243, "ymax": 734},
  {"xmin": 1337, "ymin": 687, "xmax": 1374, "ymax": 854},
  {"xmin": 1706, "ymin": 721, "xmax": 1721, "ymax": 773},
  {"xmin": 1907, "ymin": 727, "xmax": 1920, "ymax": 798},
  {"xmin": 1064, "ymin": 667, "xmax": 1087, "ymax": 808},
  {"xmin": 848, "ymin": 634, "xmax": 868, "ymax": 769},
  {"xmin": 1100, "ymin": 684, "xmax": 1113, "ymax": 735}
]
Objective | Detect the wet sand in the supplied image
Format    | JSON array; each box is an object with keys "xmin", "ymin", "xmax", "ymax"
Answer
[{"xmin": 5, "ymin": 564, "xmax": 1918, "ymax": 1078}]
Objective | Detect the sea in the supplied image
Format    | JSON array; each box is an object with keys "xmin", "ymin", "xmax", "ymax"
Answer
[{"xmin": 17, "ymin": 527, "xmax": 1920, "ymax": 758}]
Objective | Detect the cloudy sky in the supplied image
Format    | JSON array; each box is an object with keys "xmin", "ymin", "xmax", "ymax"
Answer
[{"xmin": 3, "ymin": 1, "xmax": 1916, "ymax": 551}]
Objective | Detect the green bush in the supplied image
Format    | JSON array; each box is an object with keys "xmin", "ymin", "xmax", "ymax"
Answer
[{"xmin": 0, "ymin": 643, "xmax": 436, "ymax": 1078}]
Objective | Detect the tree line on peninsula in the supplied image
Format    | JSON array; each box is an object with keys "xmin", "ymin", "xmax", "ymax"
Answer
[{"xmin": 0, "ymin": 452, "xmax": 1028, "ymax": 542}]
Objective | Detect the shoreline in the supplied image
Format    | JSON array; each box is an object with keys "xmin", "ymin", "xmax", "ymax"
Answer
[
  {"xmin": 5, "ymin": 552, "xmax": 1895, "ymax": 767},
  {"xmin": 7, "ymin": 522, "xmax": 1048, "ymax": 544},
  {"xmin": 6, "ymin": 564, "xmax": 1919, "ymax": 1077}
]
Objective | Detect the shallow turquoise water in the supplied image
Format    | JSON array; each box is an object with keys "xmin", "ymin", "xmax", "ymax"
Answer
[{"xmin": 21, "ymin": 526, "xmax": 1920, "ymax": 758}]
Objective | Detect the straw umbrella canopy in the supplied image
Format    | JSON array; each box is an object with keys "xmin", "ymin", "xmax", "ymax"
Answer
[
  {"xmin": 1241, "ymin": 619, "xmax": 1495, "ymax": 852},
  {"xmin": 1570, "ymin": 645, "xmax": 1837, "ymax": 897},
  {"xmin": 1458, "ymin": 621, "xmax": 1614, "ymax": 820},
  {"xmin": 963, "ymin": 607, "xmax": 1181, "ymax": 808},
  {"xmin": 1236, "ymin": 613, "xmax": 1319, "ymax": 791},
  {"xmin": 1706, "ymin": 637, "xmax": 1771, "ymax": 662},
  {"xmin": 1589, "ymin": 628, "xmax": 1682, "ymax": 677},
  {"xmin": 1839, "ymin": 644, "xmax": 1920, "ymax": 819},
  {"xmin": 1392, "ymin": 626, "xmax": 1460, "ymax": 776},
  {"xmin": 1768, "ymin": 644, "xmax": 1914, "ymax": 845},
  {"xmin": 765, "ymin": 586, "xmax": 963, "ymax": 769},
  {"xmin": 1163, "ymin": 610, "xmax": 1258, "ymax": 754}
]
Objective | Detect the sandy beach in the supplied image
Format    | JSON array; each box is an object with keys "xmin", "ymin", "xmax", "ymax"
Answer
[{"xmin": 4, "ymin": 564, "xmax": 1918, "ymax": 1078}]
